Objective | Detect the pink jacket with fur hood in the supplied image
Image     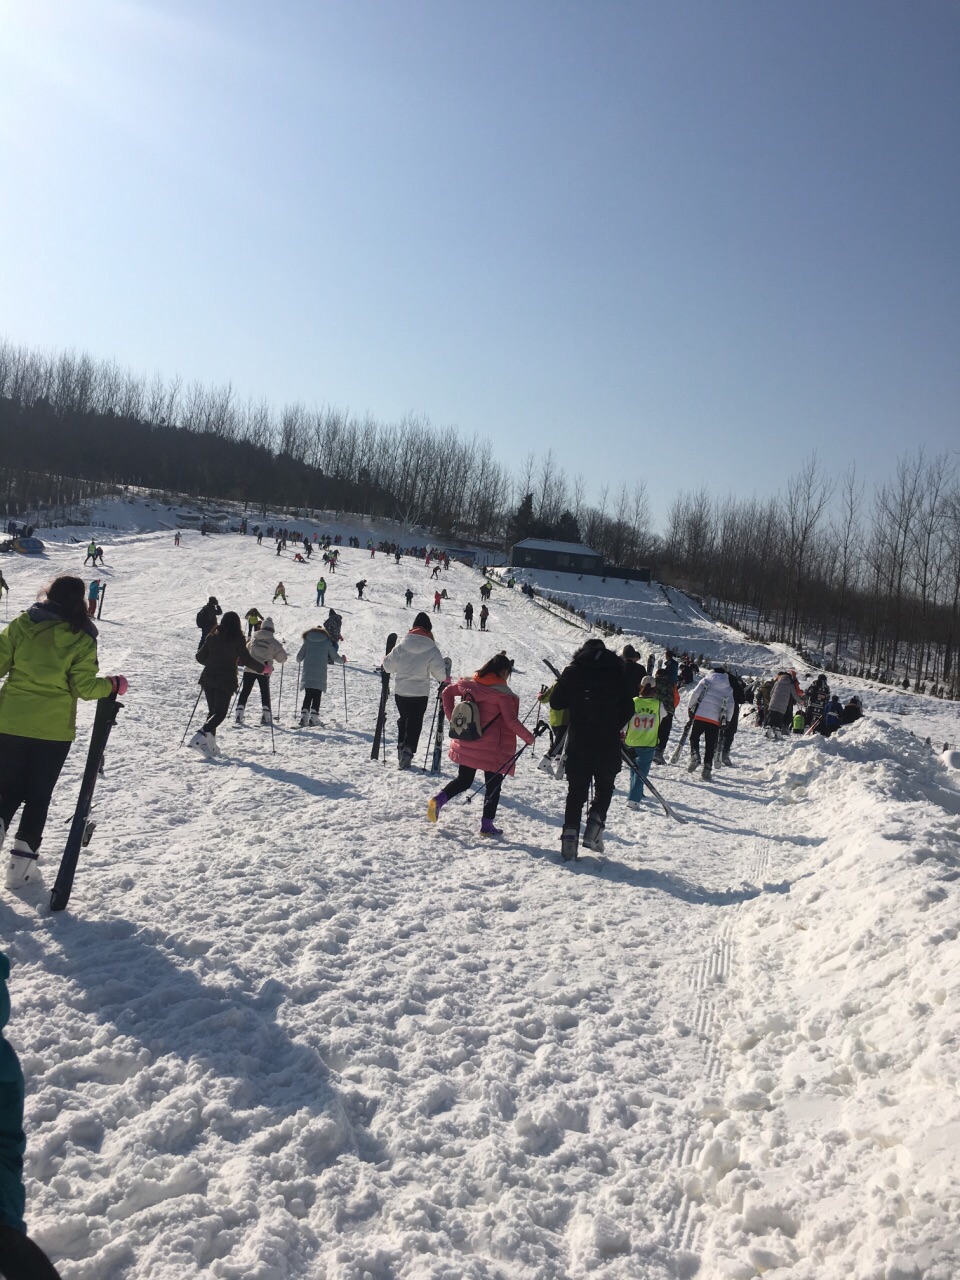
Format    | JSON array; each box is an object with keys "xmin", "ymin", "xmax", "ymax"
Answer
[{"xmin": 441, "ymin": 674, "xmax": 534, "ymax": 775}]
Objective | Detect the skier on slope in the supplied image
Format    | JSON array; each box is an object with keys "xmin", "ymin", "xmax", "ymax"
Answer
[
  {"xmin": 0, "ymin": 576, "xmax": 127, "ymax": 886},
  {"xmin": 686, "ymin": 663, "xmax": 733, "ymax": 781},
  {"xmin": 83, "ymin": 540, "xmax": 97, "ymax": 566},
  {"xmin": 428, "ymin": 653, "xmax": 536, "ymax": 837},
  {"xmin": 235, "ymin": 617, "xmax": 288, "ymax": 726},
  {"xmin": 653, "ymin": 649, "xmax": 680, "ymax": 764},
  {"xmin": 323, "ymin": 608, "xmax": 343, "ymax": 646},
  {"xmin": 296, "ymin": 624, "xmax": 345, "ymax": 727},
  {"xmin": 624, "ymin": 675, "xmax": 667, "ymax": 806},
  {"xmin": 86, "ymin": 579, "xmax": 101, "ymax": 617},
  {"xmin": 549, "ymin": 638, "xmax": 634, "ymax": 860},
  {"xmin": 463, "ymin": 602, "xmax": 474, "ymax": 629},
  {"xmin": 433, "ymin": 590, "xmax": 442, "ymax": 614},
  {"xmin": 381, "ymin": 612, "xmax": 449, "ymax": 770},
  {"xmin": 191, "ymin": 613, "xmax": 269, "ymax": 757},
  {"xmin": 196, "ymin": 596, "xmax": 222, "ymax": 643},
  {"xmin": 479, "ymin": 603, "xmax": 489, "ymax": 631},
  {"xmin": 273, "ymin": 582, "xmax": 287, "ymax": 605},
  {"xmin": 244, "ymin": 607, "xmax": 264, "ymax": 638},
  {"xmin": 404, "ymin": 588, "xmax": 414, "ymax": 608},
  {"xmin": 356, "ymin": 580, "xmax": 367, "ymax": 600},
  {"xmin": 316, "ymin": 577, "xmax": 326, "ymax": 607},
  {"xmin": 765, "ymin": 670, "xmax": 804, "ymax": 739}
]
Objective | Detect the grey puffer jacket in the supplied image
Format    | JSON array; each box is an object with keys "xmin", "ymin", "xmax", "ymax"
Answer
[{"xmin": 296, "ymin": 627, "xmax": 344, "ymax": 691}]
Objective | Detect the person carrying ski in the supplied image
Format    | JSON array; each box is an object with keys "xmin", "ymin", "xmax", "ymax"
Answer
[
  {"xmin": 404, "ymin": 588, "xmax": 414, "ymax": 608},
  {"xmin": 686, "ymin": 663, "xmax": 732, "ymax": 781},
  {"xmin": 235, "ymin": 617, "xmax": 287, "ymax": 725},
  {"xmin": 245, "ymin": 607, "xmax": 264, "ymax": 637},
  {"xmin": 433, "ymin": 590, "xmax": 442, "ymax": 614},
  {"xmin": 549, "ymin": 639, "xmax": 634, "ymax": 860},
  {"xmin": 273, "ymin": 582, "xmax": 287, "ymax": 604},
  {"xmin": 653, "ymin": 649, "xmax": 680, "ymax": 764},
  {"xmin": 765, "ymin": 670, "xmax": 804, "ymax": 738},
  {"xmin": 624, "ymin": 675, "xmax": 666, "ymax": 805},
  {"xmin": 87, "ymin": 579, "xmax": 101, "ymax": 617},
  {"xmin": 191, "ymin": 613, "xmax": 268, "ymax": 756},
  {"xmin": 428, "ymin": 653, "xmax": 536, "ymax": 836},
  {"xmin": 83, "ymin": 540, "xmax": 97, "ymax": 566},
  {"xmin": 0, "ymin": 576, "xmax": 127, "ymax": 885},
  {"xmin": 382, "ymin": 612, "xmax": 448, "ymax": 770},
  {"xmin": 316, "ymin": 577, "xmax": 327, "ymax": 607},
  {"xmin": 463, "ymin": 602, "xmax": 474, "ymax": 629},
  {"xmin": 479, "ymin": 603, "xmax": 489, "ymax": 631},
  {"xmin": 479, "ymin": 582, "xmax": 492, "ymax": 602},
  {"xmin": 196, "ymin": 596, "xmax": 222, "ymax": 643},
  {"xmin": 356, "ymin": 580, "xmax": 367, "ymax": 600},
  {"xmin": 296, "ymin": 624, "xmax": 345, "ymax": 726},
  {"xmin": 536, "ymin": 681, "xmax": 569, "ymax": 767}
]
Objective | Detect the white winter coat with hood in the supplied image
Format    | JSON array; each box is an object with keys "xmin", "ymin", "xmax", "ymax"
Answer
[
  {"xmin": 382, "ymin": 626, "xmax": 447, "ymax": 697},
  {"xmin": 244, "ymin": 618, "xmax": 288, "ymax": 673},
  {"xmin": 689, "ymin": 671, "xmax": 732, "ymax": 725},
  {"xmin": 768, "ymin": 672, "xmax": 803, "ymax": 716}
]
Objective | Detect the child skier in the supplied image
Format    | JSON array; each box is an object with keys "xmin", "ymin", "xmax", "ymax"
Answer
[
  {"xmin": 296, "ymin": 624, "xmax": 345, "ymax": 726},
  {"xmin": 235, "ymin": 617, "xmax": 288, "ymax": 725}
]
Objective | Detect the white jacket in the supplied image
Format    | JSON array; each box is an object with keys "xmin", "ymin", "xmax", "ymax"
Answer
[
  {"xmin": 382, "ymin": 629, "xmax": 447, "ymax": 697},
  {"xmin": 689, "ymin": 671, "xmax": 732, "ymax": 725},
  {"xmin": 244, "ymin": 619, "xmax": 288, "ymax": 673}
]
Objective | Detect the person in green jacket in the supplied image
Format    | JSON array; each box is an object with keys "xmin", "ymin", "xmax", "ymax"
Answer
[
  {"xmin": 624, "ymin": 676, "xmax": 666, "ymax": 807},
  {"xmin": 0, "ymin": 576, "xmax": 127, "ymax": 888}
]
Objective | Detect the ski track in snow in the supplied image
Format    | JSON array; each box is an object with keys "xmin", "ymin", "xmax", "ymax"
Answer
[{"xmin": 1, "ymin": 510, "xmax": 959, "ymax": 1279}]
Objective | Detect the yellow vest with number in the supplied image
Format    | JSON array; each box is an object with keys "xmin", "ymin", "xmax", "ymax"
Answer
[{"xmin": 625, "ymin": 696, "xmax": 660, "ymax": 747}]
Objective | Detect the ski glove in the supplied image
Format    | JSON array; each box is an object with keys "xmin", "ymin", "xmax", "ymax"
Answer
[
  {"xmin": 110, "ymin": 676, "xmax": 129, "ymax": 696},
  {"xmin": 534, "ymin": 721, "xmax": 550, "ymax": 737},
  {"xmin": 261, "ymin": 663, "xmax": 274, "ymax": 676}
]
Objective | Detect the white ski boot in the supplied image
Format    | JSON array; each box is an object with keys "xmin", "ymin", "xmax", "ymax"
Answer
[
  {"xmin": 560, "ymin": 827, "xmax": 579, "ymax": 862},
  {"xmin": 299, "ymin": 709, "xmax": 310, "ymax": 727},
  {"xmin": 235, "ymin": 704, "xmax": 245, "ymax": 725},
  {"xmin": 398, "ymin": 746, "xmax": 414, "ymax": 771},
  {"xmin": 188, "ymin": 730, "xmax": 214, "ymax": 757},
  {"xmin": 308, "ymin": 711, "xmax": 321, "ymax": 727},
  {"xmin": 260, "ymin": 707, "xmax": 272, "ymax": 726},
  {"xmin": 5, "ymin": 839, "xmax": 39, "ymax": 889}
]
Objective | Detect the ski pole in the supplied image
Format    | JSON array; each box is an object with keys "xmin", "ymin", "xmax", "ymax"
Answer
[
  {"xmin": 463, "ymin": 743, "xmax": 530, "ymax": 803},
  {"xmin": 269, "ymin": 704, "xmax": 276, "ymax": 754},
  {"xmin": 277, "ymin": 660, "xmax": 284, "ymax": 722},
  {"xmin": 342, "ymin": 662, "xmax": 348, "ymax": 722},
  {"xmin": 179, "ymin": 688, "xmax": 204, "ymax": 748},
  {"xmin": 422, "ymin": 694, "xmax": 439, "ymax": 771}
]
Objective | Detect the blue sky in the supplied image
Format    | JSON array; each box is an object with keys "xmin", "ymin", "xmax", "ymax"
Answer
[{"xmin": 1, "ymin": 0, "xmax": 957, "ymax": 525}]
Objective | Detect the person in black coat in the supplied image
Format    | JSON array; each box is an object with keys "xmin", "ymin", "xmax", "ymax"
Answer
[
  {"xmin": 190, "ymin": 613, "xmax": 267, "ymax": 755},
  {"xmin": 196, "ymin": 596, "xmax": 222, "ymax": 642},
  {"xmin": 549, "ymin": 638, "xmax": 634, "ymax": 861},
  {"xmin": 621, "ymin": 644, "xmax": 646, "ymax": 697}
]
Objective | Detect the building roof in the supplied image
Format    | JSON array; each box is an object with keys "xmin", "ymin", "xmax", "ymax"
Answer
[{"xmin": 512, "ymin": 538, "xmax": 602, "ymax": 557}]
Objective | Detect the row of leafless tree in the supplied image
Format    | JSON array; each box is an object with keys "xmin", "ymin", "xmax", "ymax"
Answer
[
  {"xmin": 1, "ymin": 339, "xmax": 957, "ymax": 692},
  {"xmin": 660, "ymin": 454, "xmax": 960, "ymax": 694}
]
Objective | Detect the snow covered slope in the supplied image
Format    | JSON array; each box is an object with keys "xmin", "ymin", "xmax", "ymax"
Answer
[{"xmin": 1, "ymin": 522, "xmax": 959, "ymax": 1279}]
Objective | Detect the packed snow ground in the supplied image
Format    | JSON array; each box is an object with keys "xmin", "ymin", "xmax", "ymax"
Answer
[{"xmin": 1, "ymin": 516, "xmax": 959, "ymax": 1280}]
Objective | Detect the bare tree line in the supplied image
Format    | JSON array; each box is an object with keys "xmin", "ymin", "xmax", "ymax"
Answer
[
  {"xmin": 662, "ymin": 453, "xmax": 960, "ymax": 695},
  {"xmin": 1, "ymin": 339, "xmax": 957, "ymax": 694}
]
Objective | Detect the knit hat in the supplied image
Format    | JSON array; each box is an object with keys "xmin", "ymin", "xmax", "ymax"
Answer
[
  {"xmin": 261, "ymin": 617, "xmax": 275, "ymax": 631},
  {"xmin": 622, "ymin": 644, "xmax": 638, "ymax": 660},
  {"xmin": 413, "ymin": 611, "xmax": 432, "ymax": 631}
]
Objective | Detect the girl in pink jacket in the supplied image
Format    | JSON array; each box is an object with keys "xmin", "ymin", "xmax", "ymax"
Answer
[{"xmin": 427, "ymin": 654, "xmax": 535, "ymax": 837}]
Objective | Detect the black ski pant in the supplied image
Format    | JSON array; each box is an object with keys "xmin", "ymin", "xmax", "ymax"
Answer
[
  {"xmin": 202, "ymin": 688, "xmax": 233, "ymax": 736},
  {"xmin": 563, "ymin": 766, "xmax": 616, "ymax": 832},
  {"xmin": 723, "ymin": 706, "xmax": 740, "ymax": 757},
  {"xmin": 0, "ymin": 733, "xmax": 72, "ymax": 852},
  {"xmin": 689, "ymin": 719, "xmax": 720, "ymax": 767},
  {"xmin": 395, "ymin": 694, "xmax": 428, "ymax": 755},
  {"xmin": 237, "ymin": 672, "xmax": 272, "ymax": 711},
  {"xmin": 302, "ymin": 688, "xmax": 323, "ymax": 713},
  {"xmin": 657, "ymin": 712, "xmax": 674, "ymax": 753},
  {"xmin": 442, "ymin": 766, "xmax": 504, "ymax": 821}
]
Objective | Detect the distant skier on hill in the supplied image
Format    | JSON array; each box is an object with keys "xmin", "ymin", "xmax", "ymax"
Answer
[{"xmin": 463, "ymin": 602, "xmax": 474, "ymax": 629}]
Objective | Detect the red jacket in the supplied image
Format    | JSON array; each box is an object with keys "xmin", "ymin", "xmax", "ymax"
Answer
[{"xmin": 441, "ymin": 674, "xmax": 534, "ymax": 775}]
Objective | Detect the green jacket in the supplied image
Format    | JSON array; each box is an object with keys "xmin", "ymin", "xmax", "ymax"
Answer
[
  {"xmin": 0, "ymin": 605, "xmax": 113, "ymax": 741},
  {"xmin": 625, "ymin": 695, "xmax": 662, "ymax": 748},
  {"xmin": 0, "ymin": 953, "xmax": 26, "ymax": 1234},
  {"xmin": 538, "ymin": 683, "xmax": 569, "ymax": 728}
]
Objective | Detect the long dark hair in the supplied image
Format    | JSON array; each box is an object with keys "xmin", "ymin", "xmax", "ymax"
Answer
[
  {"xmin": 216, "ymin": 611, "xmax": 243, "ymax": 642},
  {"xmin": 475, "ymin": 653, "xmax": 513, "ymax": 680},
  {"xmin": 41, "ymin": 576, "xmax": 89, "ymax": 633}
]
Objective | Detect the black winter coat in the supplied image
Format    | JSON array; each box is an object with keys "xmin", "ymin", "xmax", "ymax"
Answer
[
  {"xmin": 550, "ymin": 641, "xmax": 635, "ymax": 775},
  {"xmin": 196, "ymin": 632, "xmax": 264, "ymax": 693},
  {"xmin": 196, "ymin": 602, "xmax": 221, "ymax": 633}
]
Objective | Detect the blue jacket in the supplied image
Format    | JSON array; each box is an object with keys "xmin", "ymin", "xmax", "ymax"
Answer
[
  {"xmin": 0, "ymin": 953, "xmax": 26, "ymax": 1233},
  {"xmin": 296, "ymin": 628, "xmax": 344, "ymax": 692}
]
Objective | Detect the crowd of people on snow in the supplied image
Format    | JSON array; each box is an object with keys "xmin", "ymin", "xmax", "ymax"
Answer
[{"xmin": 0, "ymin": 510, "xmax": 939, "ymax": 1280}]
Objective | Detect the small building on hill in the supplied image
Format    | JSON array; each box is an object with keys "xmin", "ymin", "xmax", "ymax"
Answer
[{"xmin": 509, "ymin": 538, "xmax": 604, "ymax": 574}]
